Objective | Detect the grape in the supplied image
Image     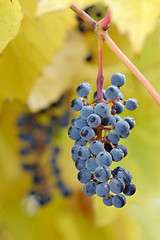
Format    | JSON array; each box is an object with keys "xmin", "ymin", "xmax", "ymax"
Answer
[
  {"xmin": 111, "ymin": 73, "xmax": 126, "ymax": 87},
  {"xmin": 77, "ymin": 146, "xmax": 90, "ymax": 160},
  {"xmin": 68, "ymin": 126, "xmax": 81, "ymax": 140},
  {"xmin": 77, "ymin": 169, "xmax": 92, "ymax": 183},
  {"xmin": 74, "ymin": 117, "xmax": 87, "ymax": 129},
  {"xmin": 115, "ymin": 115, "xmax": 122, "ymax": 122},
  {"xmin": 104, "ymin": 142, "xmax": 112, "ymax": 152},
  {"xmin": 112, "ymin": 167, "xmax": 125, "ymax": 177},
  {"xmin": 80, "ymin": 106, "xmax": 94, "ymax": 120},
  {"xmin": 96, "ymin": 183, "xmax": 109, "ymax": 197},
  {"xmin": 87, "ymin": 114, "xmax": 101, "ymax": 128},
  {"xmin": 113, "ymin": 101, "xmax": 124, "ymax": 114},
  {"xmin": 70, "ymin": 98, "xmax": 84, "ymax": 111},
  {"xmin": 83, "ymin": 181, "xmax": 97, "ymax": 196},
  {"xmin": 110, "ymin": 148, "xmax": 124, "ymax": 162},
  {"xmin": 74, "ymin": 139, "xmax": 87, "ymax": 146},
  {"xmin": 109, "ymin": 178, "xmax": 125, "ymax": 194},
  {"xmin": 85, "ymin": 157, "xmax": 98, "ymax": 171},
  {"xmin": 94, "ymin": 103, "xmax": 110, "ymax": 118},
  {"xmin": 89, "ymin": 140, "xmax": 104, "ymax": 155},
  {"xmin": 119, "ymin": 92, "xmax": 124, "ymax": 101},
  {"xmin": 115, "ymin": 120, "xmax": 130, "ymax": 136},
  {"xmin": 75, "ymin": 159, "xmax": 86, "ymax": 170},
  {"xmin": 124, "ymin": 117, "xmax": 135, "ymax": 130},
  {"xmin": 80, "ymin": 126, "xmax": 95, "ymax": 140},
  {"xmin": 126, "ymin": 98, "xmax": 138, "ymax": 111},
  {"xmin": 22, "ymin": 164, "xmax": 36, "ymax": 171},
  {"xmin": 101, "ymin": 115, "xmax": 116, "ymax": 126},
  {"xmin": 71, "ymin": 145, "xmax": 80, "ymax": 162},
  {"xmin": 77, "ymin": 82, "xmax": 92, "ymax": 97},
  {"xmin": 94, "ymin": 166, "xmax": 111, "ymax": 182},
  {"xmin": 96, "ymin": 151, "xmax": 112, "ymax": 166},
  {"xmin": 117, "ymin": 169, "xmax": 132, "ymax": 185},
  {"xmin": 105, "ymin": 86, "xmax": 119, "ymax": 100},
  {"xmin": 103, "ymin": 195, "xmax": 113, "ymax": 206},
  {"xmin": 123, "ymin": 182, "xmax": 136, "ymax": 196},
  {"xmin": 120, "ymin": 130, "xmax": 130, "ymax": 139},
  {"xmin": 117, "ymin": 145, "xmax": 128, "ymax": 157},
  {"xmin": 71, "ymin": 117, "xmax": 79, "ymax": 126},
  {"xmin": 93, "ymin": 89, "xmax": 106, "ymax": 99},
  {"xmin": 112, "ymin": 194, "xmax": 126, "ymax": 208},
  {"xmin": 107, "ymin": 131, "xmax": 120, "ymax": 145}
]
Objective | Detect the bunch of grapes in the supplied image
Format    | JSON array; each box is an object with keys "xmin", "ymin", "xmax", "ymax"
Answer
[
  {"xmin": 68, "ymin": 73, "xmax": 138, "ymax": 208},
  {"xmin": 17, "ymin": 96, "xmax": 71, "ymax": 206}
]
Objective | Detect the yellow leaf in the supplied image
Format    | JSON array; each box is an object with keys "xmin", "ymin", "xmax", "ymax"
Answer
[
  {"xmin": 0, "ymin": 0, "xmax": 75, "ymax": 104},
  {"xmin": 0, "ymin": 0, "xmax": 23, "ymax": 53},
  {"xmin": 36, "ymin": 0, "xmax": 104, "ymax": 16},
  {"xmin": 105, "ymin": 0, "xmax": 160, "ymax": 53}
]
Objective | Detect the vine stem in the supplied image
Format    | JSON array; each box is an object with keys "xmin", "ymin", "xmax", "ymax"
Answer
[
  {"xmin": 97, "ymin": 39, "xmax": 104, "ymax": 102},
  {"xmin": 70, "ymin": 3, "xmax": 160, "ymax": 107}
]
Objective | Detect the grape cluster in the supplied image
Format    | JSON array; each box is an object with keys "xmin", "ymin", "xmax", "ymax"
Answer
[
  {"xmin": 68, "ymin": 73, "xmax": 138, "ymax": 208},
  {"xmin": 18, "ymin": 96, "xmax": 71, "ymax": 206}
]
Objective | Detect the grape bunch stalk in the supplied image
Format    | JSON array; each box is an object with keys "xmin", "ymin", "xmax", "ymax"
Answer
[{"xmin": 68, "ymin": 73, "xmax": 138, "ymax": 208}]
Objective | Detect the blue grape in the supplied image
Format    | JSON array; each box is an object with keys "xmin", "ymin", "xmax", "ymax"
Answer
[
  {"xmin": 21, "ymin": 164, "xmax": 36, "ymax": 171},
  {"xmin": 119, "ymin": 92, "xmax": 124, "ymax": 101},
  {"xmin": 115, "ymin": 120, "xmax": 130, "ymax": 136},
  {"xmin": 71, "ymin": 145, "xmax": 80, "ymax": 161},
  {"xmin": 96, "ymin": 151, "xmax": 112, "ymax": 166},
  {"xmin": 85, "ymin": 157, "xmax": 98, "ymax": 171},
  {"xmin": 77, "ymin": 169, "xmax": 92, "ymax": 183},
  {"xmin": 80, "ymin": 106, "xmax": 94, "ymax": 120},
  {"xmin": 111, "ymin": 73, "xmax": 126, "ymax": 87},
  {"xmin": 105, "ymin": 86, "xmax": 119, "ymax": 100},
  {"xmin": 68, "ymin": 126, "xmax": 81, "ymax": 140},
  {"xmin": 117, "ymin": 169, "xmax": 132, "ymax": 185},
  {"xmin": 113, "ymin": 101, "xmax": 124, "ymax": 114},
  {"xmin": 126, "ymin": 98, "xmax": 138, "ymax": 111},
  {"xmin": 74, "ymin": 139, "xmax": 87, "ymax": 146},
  {"xmin": 96, "ymin": 183, "xmax": 109, "ymax": 197},
  {"xmin": 104, "ymin": 142, "xmax": 112, "ymax": 152},
  {"xmin": 74, "ymin": 117, "xmax": 87, "ymax": 129},
  {"xmin": 59, "ymin": 111, "xmax": 70, "ymax": 127},
  {"xmin": 94, "ymin": 103, "xmax": 110, "ymax": 118},
  {"xmin": 93, "ymin": 89, "xmax": 106, "ymax": 100},
  {"xmin": 89, "ymin": 140, "xmax": 104, "ymax": 155},
  {"xmin": 87, "ymin": 114, "xmax": 101, "ymax": 128},
  {"xmin": 77, "ymin": 82, "xmax": 92, "ymax": 97},
  {"xmin": 77, "ymin": 146, "xmax": 90, "ymax": 160},
  {"xmin": 71, "ymin": 117, "xmax": 79, "ymax": 126},
  {"xmin": 117, "ymin": 145, "xmax": 128, "ymax": 157},
  {"xmin": 20, "ymin": 149, "xmax": 31, "ymax": 155},
  {"xmin": 110, "ymin": 148, "xmax": 124, "ymax": 162},
  {"xmin": 107, "ymin": 131, "xmax": 120, "ymax": 145},
  {"xmin": 94, "ymin": 166, "xmax": 111, "ymax": 182},
  {"xmin": 103, "ymin": 195, "xmax": 113, "ymax": 206},
  {"xmin": 112, "ymin": 167, "xmax": 125, "ymax": 177},
  {"xmin": 101, "ymin": 115, "xmax": 116, "ymax": 126},
  {"xmin": 120, "ymin": 130, "xmax": 130, "ymax": 139},
  {"xmin": 75, "ymin": 159, "xmax": 86, "ymax": 170},
  {"xmin": 36, "ymin": 193, "xmax": 52, "ymax": 206},
  {"xmin": 115, "ymin": 115, "xmax": 122, "ymax": 122},
  {"xmin": 123, "ymin": 182, "xmax": 136, "ymax": 196},
  {"xmin": 124, "ymin": 117, "xmax": 135, "ymax": 130},
  {"xmin": 112, "ymin": 194, "xmax": 126, "ymax": 208},
  {"xmin": 83, "ymin": 181, "xmax": 97, "ymax": 196},
  {"xmin": 70, "ymin": 98, "xmax": 84, "ymax": 111},
  {"xmin": 80, "ymin": 126, "xmax": 95, "ymax": 140},
  {"xmin": 109, "ymin": 178, "xmax": 125, "ymax": 194}
]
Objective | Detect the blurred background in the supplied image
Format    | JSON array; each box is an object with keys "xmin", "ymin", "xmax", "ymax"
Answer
[{"xmin": 0, "ymin": 0, "xmax": 160, "ymax": 239}]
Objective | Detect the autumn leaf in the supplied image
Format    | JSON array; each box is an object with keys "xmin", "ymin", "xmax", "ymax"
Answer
[
  {"xmin": 0, "ymin": 0, "xmax": 75, "ymax": 106},
  {"xmin": 0, "ymin": 0, "xmax": 23, "ymax": 54}
]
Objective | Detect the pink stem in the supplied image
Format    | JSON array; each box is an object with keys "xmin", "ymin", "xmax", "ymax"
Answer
[
  {"xmin": 97, "ymin": 39, "xmax": 104, "ymax": 102},
  {"xmin": 98, "ymin": 8, "xmax": 111, "ymax": 28}
]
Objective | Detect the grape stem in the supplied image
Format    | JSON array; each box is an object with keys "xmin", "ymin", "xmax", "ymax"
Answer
[
  {"xmin": 70, "ymin": 3, "xmax": 160, "ymax": 107},
  {"xmin": 97, "ymin": 39, "xmax": 104, "ymax": 102}
]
